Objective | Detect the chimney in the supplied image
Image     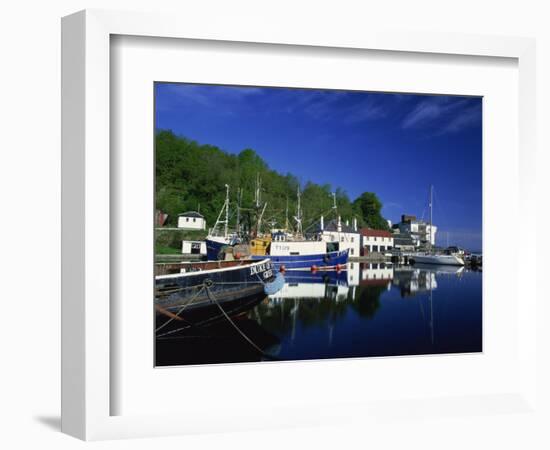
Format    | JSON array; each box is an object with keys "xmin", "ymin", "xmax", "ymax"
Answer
[
  {"xmin": 345, "ymin": 219, "xmax": 349, "ymax": 227},
  {"xmin": 320, "ymin": 215, "xmax": 324, "ymax": 231},
  {"xmin": 337, "ymin": 216, "xmax": 342, "ymax": 232},
  {"xmin": 353, "ymin": 217, "xmax": 357, "ymax": 232}
]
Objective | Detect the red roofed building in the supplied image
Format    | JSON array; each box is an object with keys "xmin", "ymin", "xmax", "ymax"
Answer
[{"xmin": 360, "ymin": 228, "xmax": 394, "ymax": 254}]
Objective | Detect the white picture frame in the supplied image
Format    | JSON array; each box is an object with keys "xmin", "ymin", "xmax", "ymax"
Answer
[{"xmin": 61, "ymin": 9, "xmax": 538, "ymax": 441}]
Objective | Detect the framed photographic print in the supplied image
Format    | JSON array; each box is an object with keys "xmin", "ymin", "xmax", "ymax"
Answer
[
  {"xmin": 153, "ymin": 83, "xmax": 483, "ymax": 367},
  {"xmin": 62, "ymin": 9, "xmax": 538, "ymax": 441}
]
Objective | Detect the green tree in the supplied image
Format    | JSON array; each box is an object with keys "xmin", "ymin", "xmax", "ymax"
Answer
[
  {"xmin": 353, "ymin": 192, "xmax": 389, "ymax": 230},
  {"xmin": 155, "ymin": 130, "xmax": 390, "ymax": 251}
]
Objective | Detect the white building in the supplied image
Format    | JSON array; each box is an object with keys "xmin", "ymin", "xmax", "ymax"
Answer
[
  {"xmin": 360, "ymin": 262, "xmax": 394, "ymax": 290},
  {"xmin": 181, "ymin": 240, "xmax": 206, "ymax": 256},
  {"xmin": 360, "ymin": 228, "xmax": 394, "ymax": 254},
  {"xmin": 396, "ymin": 214, "xmax": 437, "ymax": 246},
  {"xmin": 316, "ymin": 216, "xmax": 361, "ymax": 257},
  {"xmin": 177, "ymin": 211, "xmax": 206, "ymax": 230}
]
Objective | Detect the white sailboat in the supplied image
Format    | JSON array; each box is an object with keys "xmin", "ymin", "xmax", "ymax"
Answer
[{"xmin": 410, "ymin": 185, "xmax": 465, "ymax": 266}]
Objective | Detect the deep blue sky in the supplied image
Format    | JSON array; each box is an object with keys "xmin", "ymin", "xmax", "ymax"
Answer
[{"xmin": 155, "ymin": 83, "xmax": 482, "ymax": 250}]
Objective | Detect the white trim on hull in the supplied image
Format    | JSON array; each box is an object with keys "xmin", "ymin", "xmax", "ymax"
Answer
[{"xmin": 411, "ymin": 254, "xmax": 465, "ymax": 266}]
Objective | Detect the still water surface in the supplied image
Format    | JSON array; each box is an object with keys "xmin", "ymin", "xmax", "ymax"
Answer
[{"xmin": 155, "ymin": 263, "xmax": 482, "ymax": 366}]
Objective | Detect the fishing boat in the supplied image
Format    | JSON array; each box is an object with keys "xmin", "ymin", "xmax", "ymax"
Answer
[
  {"xmin": 155, "ymin": 258, "xmax": 284, "ymax": 327},
  {"xmin": 410, "ymin": 185, "xmax": 465, "ymax": 266},
  {"xmin": 248, "ymin": 186, "xmax": 349, "ymax": 270},
  {"xmin": 250, "ymin": 241, "xmax": 349, "ymax": 270}
]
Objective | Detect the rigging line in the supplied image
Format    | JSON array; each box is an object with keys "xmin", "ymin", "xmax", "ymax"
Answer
[
  {"xmin": 154, "ymin": 283, "xmax": 206, "ymax": 294},
  {"xmin": 155, "ymin": 285, "xmax": 206, "ymax": 333},
  {"xmin": 302, "ymin": 206, "xmax": 338, "ymax": 233},
  {"xmin": 205, "ymin": 286, "xmax": 279, "ymax": 361},
  {"xmin": 156, "ymin": 324, "xmax": 193, "ymax": 338}
]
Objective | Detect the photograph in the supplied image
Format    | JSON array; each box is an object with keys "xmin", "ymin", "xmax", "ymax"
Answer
[{"xmin": 153, "ymin": 83, "xmax": 483, "ymax": 366}]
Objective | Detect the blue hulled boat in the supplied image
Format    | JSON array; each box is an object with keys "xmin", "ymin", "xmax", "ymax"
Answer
[
  {"xmin": 206, "ymin": 235, "xmax": 238, "ymax": 261},
  {"xmin": 155, "ymin": 258, "xmax": 284, "ymax": 327},
  {"xmin": 250, "ymin": 248, "xmax": 349, "ymax": 271}
]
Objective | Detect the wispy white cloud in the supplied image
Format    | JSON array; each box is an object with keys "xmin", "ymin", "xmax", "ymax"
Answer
[
  {"xmin": 401, "ymin": 96, "xmax": 481, "ymax": 135},
  {"xmin": 284, "ymin": 91, "xmax": 391, "ymax": 124},
  {"xmin": 165, "ymin": 84, "xmax": 263, "ymax": 108},
  {"xmin": 439, "ymin": 105, "xmax": 482, "ymax": 134}
]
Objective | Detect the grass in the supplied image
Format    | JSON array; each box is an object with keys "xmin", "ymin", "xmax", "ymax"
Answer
[{"xmin": 155, "ymin": 244, "xmax": 181, "ymax": 255}]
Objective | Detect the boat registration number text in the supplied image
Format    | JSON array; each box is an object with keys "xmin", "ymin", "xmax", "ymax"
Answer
[{"xmin": 250, "ymin": 262, "xmax": 273, "ymax": 277}]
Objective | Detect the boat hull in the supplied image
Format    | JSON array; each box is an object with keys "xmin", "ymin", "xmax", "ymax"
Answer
[
  {"xmin": 410, "ymin": 254, "xmax": 464, "ymax": 266},
  {"xmin": 205, "ymin": 237, "xmax": 229, "ymax": 261},
  {"xmin": 155, "ymin": 259, "xmax": 281, "ymax": 326},
  {"xmin": 250, "ymin": 249, "xmax": 349, "ymax": 270}
]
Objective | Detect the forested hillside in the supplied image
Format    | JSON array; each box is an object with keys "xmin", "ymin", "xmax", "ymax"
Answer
[{"xmin": 155, "ymin": 130, "xmax": 389, "ymax": 234}]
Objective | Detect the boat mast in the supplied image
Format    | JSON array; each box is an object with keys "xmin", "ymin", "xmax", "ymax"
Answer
[
  {"xmin": 235, "ymin": 187, "xmax": 242, "ymax": 236},
  {"xmin": 224, "ymin": 184, "xmax": 229, "ymax": 238},
  {"xmin": 254, "ymin": 174, "xmax": 264, "ymax": 237},
  {"xmin": 429, "ymin": 184, "xmax": 433, "ymax": 251},
  {"xmin": 295, "ymin": 186, "xmax": 303, "ymax": 236},
  {"xmin": 208, "ymin": 184, "xmax": 230, "ymax": 237},
  {"xmin": 331, "ymin": 192, "xmax": 340, "ymax": 241},
  {"xmin": 258, "ymin": 202, "xmax": 268, "ymax": 235},
  {"xmin": 285, "ymin": 196, "xmax": 289, "ymax": 231},
  {"xmin": 254, "ymin": 173, "xmax": 261, "ymax": 208}
]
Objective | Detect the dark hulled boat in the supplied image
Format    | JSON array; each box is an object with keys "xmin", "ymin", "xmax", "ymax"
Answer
[{"xmin": 155, "ymin": 259, "xmax": 284, "ymax": 327}]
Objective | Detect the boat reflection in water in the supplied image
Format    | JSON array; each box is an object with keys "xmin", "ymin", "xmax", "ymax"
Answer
[{"xmin": 156, "ymin": 262, "xmax": 481, "ymax": 366}]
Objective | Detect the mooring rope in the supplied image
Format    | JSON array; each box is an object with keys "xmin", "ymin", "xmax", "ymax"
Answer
[
  {"xmin": 155, "ymin": 285, "xmax": 206, "ymax": 333},
  {"xmin": 205, "ymin": 285, "xmax": 278, "ymax": 361}
]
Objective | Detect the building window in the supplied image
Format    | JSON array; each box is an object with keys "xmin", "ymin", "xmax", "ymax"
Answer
[
  {"xmin": 351, "ymin": 248, "xmax": 354, "ymax": 255},
  {"xmin": 341, "ymin": 236, "xmax": 344, "ymax": 242},
  {"xmin": 193, "ymin": 218, "xmax": 196, "ymax": 222},
  {"xmin": 186, "ymin": 217, "xmax": 189, "ymax": 222},
  {"xmin": 351, "ymin": 237, "xmax": 354, "ymax": 243}
]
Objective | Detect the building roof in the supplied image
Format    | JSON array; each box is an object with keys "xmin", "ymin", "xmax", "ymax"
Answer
[
  {"xmin": 315, "ymin": 218, "xmax": 358, "ymax": 234},
  {"xmin": 393, "ymin": 234, "xmax": 416, "ymax": 245},
  {"xmin": 360, "ymin": 228, "xmax": 393, "ymax": 238},
  {"xmin": 178, "ymin": 211, "xmax": 204, "ymax": 218}
]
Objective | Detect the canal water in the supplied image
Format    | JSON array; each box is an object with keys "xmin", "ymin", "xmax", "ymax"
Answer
[{"xmin": 155, "ymin": 263, "xmax": 482, "ymax": 366}]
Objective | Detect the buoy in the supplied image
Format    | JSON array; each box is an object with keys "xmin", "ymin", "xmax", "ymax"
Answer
[
  {"xmin": 235, "ymin": 252, "xmax": 241, "ymax": 259},
  {"xmin": 336, "ymin": 264, "xmax": 342, "ymax": 272},
  {"xmin": 311, "ymin": 265, "xmax": 318, "ymax": 272},
  {"xmin": 279, "ymin": 265, "xmax": 286, "ymax": 273}
]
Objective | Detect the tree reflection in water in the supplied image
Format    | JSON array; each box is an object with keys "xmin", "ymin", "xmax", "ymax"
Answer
[{"xmin": 156, "ymin": 262, "xmax": 480, "ymax": 366}]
